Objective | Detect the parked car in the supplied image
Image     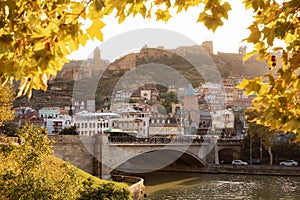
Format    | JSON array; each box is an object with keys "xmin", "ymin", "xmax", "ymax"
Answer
[
  {"xmin": 280, "ymin": 160, "xmax": 298, "ymax": 166},
  {"xmin": 232, "ymin": 160, "xmax": 248, "ymax": 166},
  {"xmin": 251, "ymin": 158, "xmax": 261, "ymax": 165}
]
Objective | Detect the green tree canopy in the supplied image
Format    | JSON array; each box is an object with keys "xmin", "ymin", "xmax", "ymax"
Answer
[
  {"xmin": 0, "ymin": 0, "xmax": 299, "ymax": 137},
  {"xmin": 59, "ymin": 125, "xmax": 78, "ymax": 135}
]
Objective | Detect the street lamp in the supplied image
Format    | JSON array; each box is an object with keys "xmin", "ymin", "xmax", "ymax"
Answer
[{"xmin": 98, "ymin": 117, "xmax": 104, "ymax": 134}]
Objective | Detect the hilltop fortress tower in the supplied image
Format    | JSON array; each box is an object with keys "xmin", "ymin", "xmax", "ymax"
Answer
[{"xmin": 56, "ymin": 47, "xmax": 109, "ymax": 80}]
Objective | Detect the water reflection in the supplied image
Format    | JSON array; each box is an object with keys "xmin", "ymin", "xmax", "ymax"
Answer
[{"xmin": 136, "ymin": 172, "xmax": 300, "ymax": 200}]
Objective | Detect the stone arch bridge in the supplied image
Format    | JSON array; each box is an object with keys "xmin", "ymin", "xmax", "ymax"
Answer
[{"xmin": 49, "ymin": 135, "xmax": 242, "ymax": 179}]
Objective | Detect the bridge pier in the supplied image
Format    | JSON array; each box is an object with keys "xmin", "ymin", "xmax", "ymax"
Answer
[
  {"xmin": 214, "ymin": 142, "xmax": 220, "ymax": 165},
  {"xmin": 94, "ymin": 134, "xmax": 112, "ymax": 180}
]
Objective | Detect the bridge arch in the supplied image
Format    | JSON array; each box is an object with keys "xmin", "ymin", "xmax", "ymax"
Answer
[
  {"xmin": 218, "ymin": 147, "xmax": 240, "ymax": 164},
  {"xmin": 109, "ymin": 147, "xmax": 207, "ymax": 174}
]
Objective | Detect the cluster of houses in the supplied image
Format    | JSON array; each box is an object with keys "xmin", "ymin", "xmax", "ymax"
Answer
[{"xmin": 12, "ymin": 79, "xmax": 253, "ymax": 139}]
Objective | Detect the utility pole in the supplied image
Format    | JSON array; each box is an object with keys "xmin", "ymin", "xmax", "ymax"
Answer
[{"xmin": 250, "ymin": 137, "xmax": 252, "ymax": 165}]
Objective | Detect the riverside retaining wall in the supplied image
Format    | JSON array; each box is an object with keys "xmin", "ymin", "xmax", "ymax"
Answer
[{"xmin": 113, "ymin": 175, "xmax": 145, "ymax": 200}]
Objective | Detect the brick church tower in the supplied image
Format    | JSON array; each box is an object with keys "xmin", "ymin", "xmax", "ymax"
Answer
[{"xmin": 183, "ymin": 84, "xmax": 200, "ymax": 129}]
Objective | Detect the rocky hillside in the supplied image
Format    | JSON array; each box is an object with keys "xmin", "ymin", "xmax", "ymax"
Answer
[
  {"xmin": 14, "ymin": 46, "xmax": 270, "ymax": 110},
  {"xmin": 216, "ymin": 52, "xmax": 269, "ymax": 78}
]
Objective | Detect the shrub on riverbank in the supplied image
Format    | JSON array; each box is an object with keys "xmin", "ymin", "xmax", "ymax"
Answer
[{"xmin": 0, "ymin": 124, "xmax": 132, "ymax": 200}]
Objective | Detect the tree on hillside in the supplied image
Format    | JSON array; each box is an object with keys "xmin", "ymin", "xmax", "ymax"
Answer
[
  {"xmin": 0, "ymin": 121, "xmax": 18, "ymax": 137},
  {"xmin": 0, "ymin": 124, "xmax": 81, "ymax": 199},
  {"xmin": 0, "ymin": 0, "xmax": 299, "ymax": 137},
  {"xmin": 0, "ymin": 84, "xmax": 14, "ymax": 127},
  {"xmin": 0, "ymin": 123, "xmax": 133, "ymax": 200},
  {"xmin": 59, "ymin": 125, "xmax": 79, "ymax": 135},
  {"xmin": 162, "ymin": 91, "xmax": 179, "ymax": 114}
]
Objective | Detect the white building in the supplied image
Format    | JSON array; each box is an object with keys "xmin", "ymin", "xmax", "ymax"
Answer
[
  {"xmin": 38, "ymin": 107, "xmax": 60, "ymax": 119},
  {"xmin": 74, "ymin": 111, "xmax": 120, "ymax": 136},
  {"xmin": 110, "ymin": 106, "xmax": 150, "ymax": 137},
  {"xmin": 149, "ymin": 114, "xmax": 185, "ymax": 137},
  {"xmin": 44, "ymin": 114, "xmax": 73, "ymax": 134},
  {"xmin": 211, "ymin": 109, "xmax": 234, "ymax": 130},
  {"xmin": 112, "ymin": 90, "xmax": 132, "ymax": 103}
]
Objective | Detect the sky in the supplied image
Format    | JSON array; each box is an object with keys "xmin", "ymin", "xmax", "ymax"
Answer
[{"xmin": 67, "ymin": 0, "xmax": 254, "ymax": 61}]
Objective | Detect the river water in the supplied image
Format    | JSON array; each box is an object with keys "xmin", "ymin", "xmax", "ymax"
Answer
[{"xmin": 136, "ymin": 172, "xmax": 300, "ymax": 200}]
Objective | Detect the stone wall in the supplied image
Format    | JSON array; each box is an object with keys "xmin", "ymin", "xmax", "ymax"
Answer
[
  {"xmin": 49, "ymin": 135, "xmax": 146, "ymax": 199},
  {"xmin": 48, "ymin": 135, "xmax": 95, "ymax": 175}
]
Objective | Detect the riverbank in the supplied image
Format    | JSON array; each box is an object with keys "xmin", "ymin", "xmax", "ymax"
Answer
[
  {"xmin": 157, "ymin": 164, "xmax": 300, "ymax": 176},
  {"xmin": 211, "ymin": 164, "xmax": 300, "ymax": 176}
]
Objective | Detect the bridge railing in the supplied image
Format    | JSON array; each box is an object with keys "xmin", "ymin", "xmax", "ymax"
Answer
[
  {"xmin": 217, "ymin": 139, "xmax": 241, "ymax": 144},
  {"xmin": 108, "ymin": 136, "xmax": 199, "ymax": 144},
  {"xmin": 108, "ymin": 136, "xmax": 242, "ymax": 144},
  {"xmin": 108, "ymin": 136, "xmax": 241, "ymax": 144}
]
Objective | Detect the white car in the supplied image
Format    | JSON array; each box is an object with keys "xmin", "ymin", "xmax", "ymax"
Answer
[
  {"xmin": 232, "ymin": 160, "xmax": 248, "ymax": 166},
  {"xmin": 280, "ymin": 160, "xmax": 298, "ymax": 166}
]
